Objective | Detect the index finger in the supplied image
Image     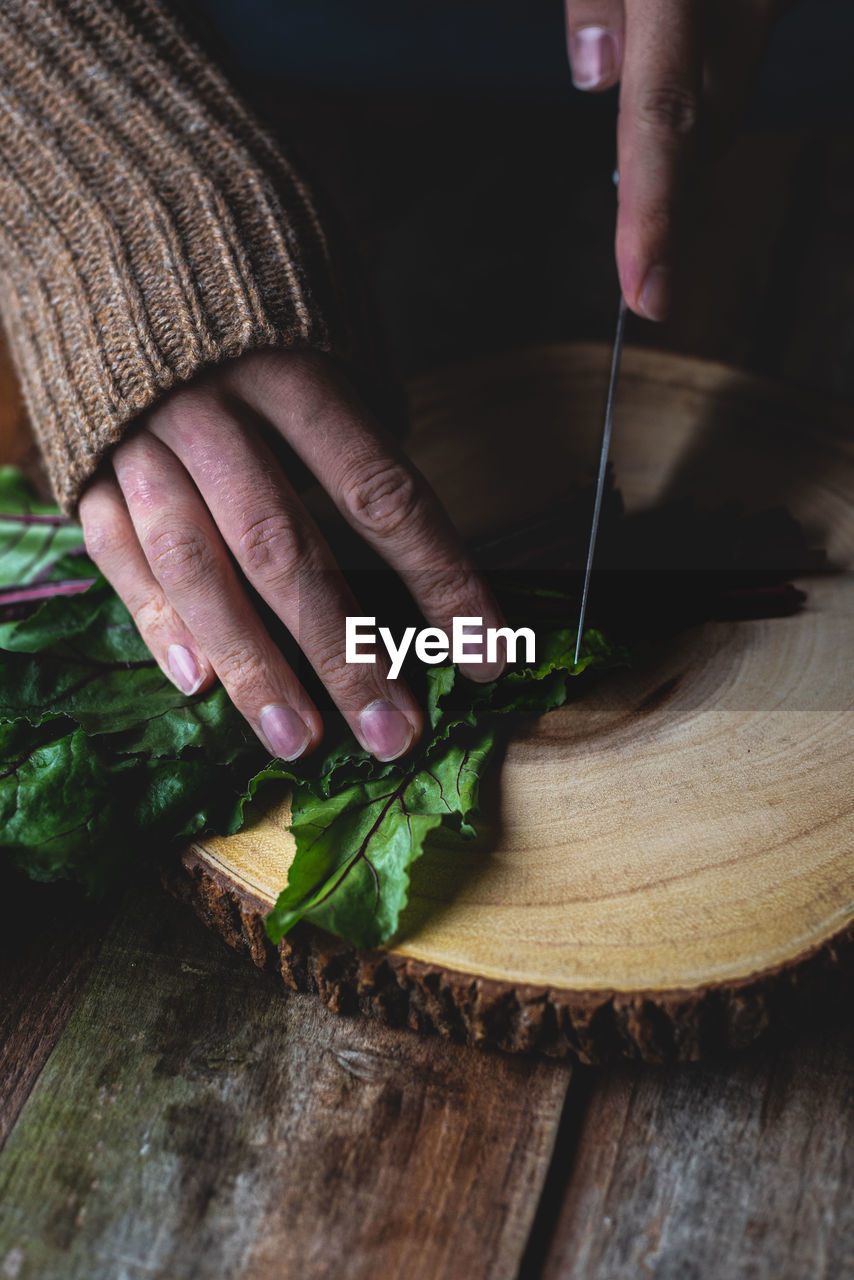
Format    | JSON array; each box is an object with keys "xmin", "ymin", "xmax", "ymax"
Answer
[
  {"xmin": 616, "ymin": 0, "xmax": 703, "ymax": 320},
  {"xmin": 229, "ymin": 351, "xmax": 508, "ymax": 682}
]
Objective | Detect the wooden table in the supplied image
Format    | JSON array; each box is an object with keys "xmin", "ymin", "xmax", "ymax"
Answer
[
  {"xmin": 1, "ymin": 113, "xmax": 853, "ymax": 1277},
  {"xmin": 0, "ymin": 874, "xmax": 852, "ymax": 1279}
]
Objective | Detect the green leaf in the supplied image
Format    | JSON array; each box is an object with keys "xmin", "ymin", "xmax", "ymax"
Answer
[
  {"xmin": 0, "ymin": 474, "xmax": 271, "ymax": 895},
  {"xmin": 263, "ymin": 626, "xmax": 625, "ymax": 949},
  {"xmin": 0, "ymin": 467, "xmax": 90, "ymax": 590},
  {"xmin": 265, "ymin": 727, "xmax": 496, "ymax": 948},
  {"xmin": 0, "ymin": 720, "xmax": 139, "ymax": 891},
  {"xmin": 0, "ymin": 718, "xmax": 267, "ymax": 894},
  {"xmin": 0, "ymin": 578, "xmax": 260, "ymax": 764}
]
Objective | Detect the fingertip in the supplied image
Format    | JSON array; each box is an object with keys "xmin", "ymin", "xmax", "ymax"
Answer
[
  {"xmin": 458, "ymin": 632, "xmax": 506, "ymax": 684},
  {"xmin": 616, "ymin": 246, "xmax": 671, "ymax": 323},
  {"xmin": 637, "ymin": 265, "xmax": 671, "ymax": 322},
  {"xmin": 259, "ymin": 702, "xmax": 316, "ymax": 762},
  {"xmin": 388, "ymin": 692, "xmax": 424, "ymax": 758},
  {"xmin": 396, "ymin": 691, "xmax": 423, "ymax": 739},
  {"xmin": 193, "ymin": 667, "xmax": 219, "ymax": 696},
  {"xmin": 166, "ymin": 642, "xmax": 205, "ymax": 696},
  {"xmin": 358, "ymin": 698, "xmax": 421, "ymax": 762},
  {"xmin": 297, "ymin": 702, "xmax": 325, "ymax": 756},
  {"xmin": 568, "ymin": 26, "xmax": 621, "ymax": 92}
]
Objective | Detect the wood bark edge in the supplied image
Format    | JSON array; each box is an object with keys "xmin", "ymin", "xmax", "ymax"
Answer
[{"xmin": 163, "ymin": 848, "xmax": 854, "ymax": 1064}]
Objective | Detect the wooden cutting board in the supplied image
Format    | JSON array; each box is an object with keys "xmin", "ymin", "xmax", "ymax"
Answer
[{"xmin": 169, "ymin": 343, "xmax": 854, "ymax": 1062}]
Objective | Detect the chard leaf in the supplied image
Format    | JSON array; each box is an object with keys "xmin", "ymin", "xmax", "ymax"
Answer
[
  {"xmin": 0, "ymin": 466, "xmax": 91, "ymax": 592},
  {"xmin": 0, "ymin": 577, "xmax": 259, "ymax": 762},
  {"xmin": 266, "ymin": 728, "xmax": 496, "ymax": 948},
  {"xmin": 0, "ymin": 476, "xmax": 269, "ymax": 892},
  {"xmin": 263, "ymin": 627, "xmax": 624, "ymax": 948},
  {"xmin": 0, "ymin": 718, "xmax": 266, "ymax": 893},
  {"xmin": 0, "ymin": 721, "xmax": 140, "ymax": 891}
]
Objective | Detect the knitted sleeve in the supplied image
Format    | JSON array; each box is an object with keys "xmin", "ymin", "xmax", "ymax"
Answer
[{"xmin": 0, "ymin": 0, "xmax": 351, "ymax": 515}]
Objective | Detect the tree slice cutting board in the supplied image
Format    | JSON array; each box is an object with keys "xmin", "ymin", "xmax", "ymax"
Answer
[{"xmin": 169, "ymin": 344, "xmax": 854, "ymax": 1063}]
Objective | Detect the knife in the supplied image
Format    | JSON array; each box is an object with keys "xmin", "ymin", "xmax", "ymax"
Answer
[{"xmin": 573, "ymin": 290, "xmax": 627, "ymax": 665}]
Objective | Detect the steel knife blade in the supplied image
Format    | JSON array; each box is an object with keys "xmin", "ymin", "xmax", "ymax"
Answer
[{"xmin": 573, "ymin": 291, "xmax": 627, "ymax": 665}]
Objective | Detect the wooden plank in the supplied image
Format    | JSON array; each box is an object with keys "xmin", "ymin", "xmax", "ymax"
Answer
[
  {"xmin": 0, "ymin": 876, "xmax": 570, "ymax": 1280},
  {"xmin": 539, "ymin": 1020, "xmax": 854, "ymax": 1279},
  {"xmin": 0, "ymin": 880, "xmax": 109, "ymax": 1153}
]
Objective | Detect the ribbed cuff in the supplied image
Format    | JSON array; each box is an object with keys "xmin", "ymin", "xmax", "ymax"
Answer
[{"xmin": 0, "ymin": 0, "xmax": 350, "ymax": 515}]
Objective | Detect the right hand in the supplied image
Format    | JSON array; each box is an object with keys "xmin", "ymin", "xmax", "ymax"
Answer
[
  {"xmin": 564, "ymin": 0, "xmax": 784, "ymax": 321},
  {"xmin": 78, "ymin": 349, "xmax": 505, "ymax": 763}
]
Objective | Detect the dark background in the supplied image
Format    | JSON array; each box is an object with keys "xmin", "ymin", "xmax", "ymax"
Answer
[{"xmin": 188, "ymin": 0, "xmax": 854, "ymax": 402}]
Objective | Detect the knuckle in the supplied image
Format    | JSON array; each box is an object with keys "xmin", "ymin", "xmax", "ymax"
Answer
[
  {"xmin": 147, "ymin": 383, "xmax": 232, "ymax": 468},
  {"xmin": 216, "ymin": 644, "xmax": 268, "ymax": 703},
  {"xmin": 113, "ymin": 448, "xmax": 169, "ymax": 516},
  {"xmin": 637, "ymin": 83, "xmax": 699, "ymax": 139},
  {"xmin": 81, "ymin": 518, "xmax": 116, "ymax": 563},
  {"xmin": 145, "ymin": 526, "xmax": 211, "ymax": 591},
  {"xmin": 236, "ymin": 509, "xmax": 307, "ymax": 581},
  {"xmin": 151, "ymin": 381, "xmax": 224, "ymax": 435},
  {"xmin": 341, "ymin": 460, "xmax": 421, "ymax": 539},
  {"xmin": 419, "ymin": 562, "xmax": 481, "ymax": 614},
  {"xmin": 313, "ymin": 642, "xmax": 366, "ymax": 700},
  {"xmin": 130, "ymin": 590, "xmax": 171, "ymax": 638}
]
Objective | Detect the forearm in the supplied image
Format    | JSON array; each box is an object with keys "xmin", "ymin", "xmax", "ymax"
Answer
[{"xmin": 0, "ymin": 0, "xmax": 347, "ymax": 515}]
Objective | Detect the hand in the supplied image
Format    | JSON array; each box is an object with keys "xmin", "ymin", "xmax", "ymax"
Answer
[
  {"xmin": 78, "ymin": 350, "xmax": 505, "ymax": 762},
  {"xmin": 564, "ymin": 0, "xmax": 784, "ymax": 319}
]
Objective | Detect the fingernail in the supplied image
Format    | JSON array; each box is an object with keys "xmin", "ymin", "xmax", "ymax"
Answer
[
  {"xmin": 260, "ymin": 703, "xmax": 312, "ymax": 761},
  {"xmin": 359, "ymin": 699, "xmax": 416, "ymax": 761},
  {"xmin": 639, "ymin": 265, "xmax": 671, "ymax": 322},
  {"xmin": 458, "ymin": 637, "xmax": 506, "ymax": 683},
  {"xmin": 167, "ymin": 643, "xmax": 202, "ymax": 695},
  {"xmin": 568, "ymin": 26, "xmax": 619, "ymax": 91}
]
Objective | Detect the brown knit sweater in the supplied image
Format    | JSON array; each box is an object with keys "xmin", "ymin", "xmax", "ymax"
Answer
[{"xmin": 0, "ymin": 0, "xmax": 349, "ymax": 516}]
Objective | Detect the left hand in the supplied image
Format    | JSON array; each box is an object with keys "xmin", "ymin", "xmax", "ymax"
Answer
[{"xmin": 564, "ymin": 0, "xmax": 785, "ymax": 320}]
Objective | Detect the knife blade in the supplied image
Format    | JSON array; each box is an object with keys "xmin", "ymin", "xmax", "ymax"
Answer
[{"xmin": 573, "ymin": 291, "xmax": 627, "ymax": 665}]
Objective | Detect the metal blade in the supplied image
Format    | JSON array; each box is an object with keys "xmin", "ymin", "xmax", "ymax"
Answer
[{"xmin": 573, "ymin": 292, "xmax": 627, "ymax": 665}]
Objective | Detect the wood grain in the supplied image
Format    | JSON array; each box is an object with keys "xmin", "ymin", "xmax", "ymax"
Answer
[
  {"xmin": 0, "ymin": 881, "xmax": 109, "ymax": 1153},
  {"xmin": 539, "ymin": 1019, "xmax": 854, "ymax": 1279},
  {"xmin": 173, "ymin": 343, "xmax": 854, "ymax": 1061},
  {"xmin": 0, "ymin": 877, "xmax": 570, "ymax": 1280}
]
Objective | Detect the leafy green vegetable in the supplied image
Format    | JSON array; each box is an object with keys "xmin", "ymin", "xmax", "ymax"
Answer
[
  {"xmin": 0, "ymin": 466, "xmax": 93, "ymax": 589},
  {"xmin": 0, "ymin": 468, "xmax": 622, "ymax": 946},
  {"xmin": 0, "ymin": 472, "xmax": 274, "ymax": 890},
  {"xmin": 263, "ymin": 629, "xmax": 618, "ymax": 949}
]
